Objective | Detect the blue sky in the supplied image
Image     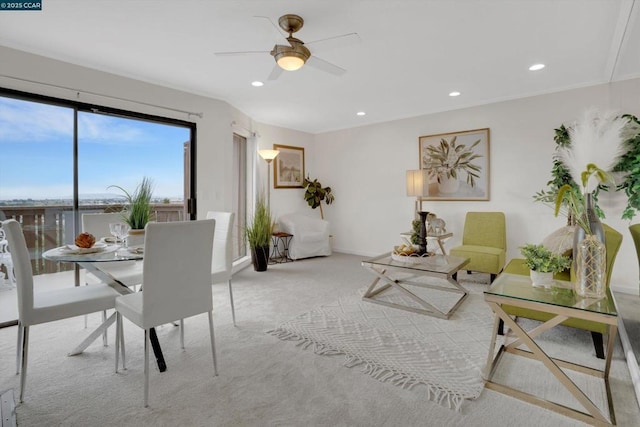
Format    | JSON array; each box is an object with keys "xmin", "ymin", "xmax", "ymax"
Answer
[{"xmin": 0, "ymin": 96, "xmax": 189, "ymax": 200}]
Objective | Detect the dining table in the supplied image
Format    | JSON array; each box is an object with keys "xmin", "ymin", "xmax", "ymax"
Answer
[{"xmin": 42, "ymin": 241, "xmax": 167, "ymax": 372}]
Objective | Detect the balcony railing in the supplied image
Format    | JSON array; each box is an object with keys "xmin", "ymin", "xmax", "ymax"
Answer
[{"xmin": 0, "ymin": 204, "xmax": 185, "ymax": 276}]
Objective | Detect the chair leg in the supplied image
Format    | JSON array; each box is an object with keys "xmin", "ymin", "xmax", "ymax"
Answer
[
  {"xmin": 591, "ymin": 331, "xmax": 605, "ymax": 359},
  {"xmin": 208, "ymin": 311, "xmax": 218, "ymax": 376},
  {"xmin": 120, "ymin": 315, "xmax": 126, "ymax": 370},
  {"xmin": 19, "ymin": 326, "xmax": 29, "ymax": 403},
  {"xmin": 144, "ymin": 329, "xmax": 150, "ymax": 408},
  {"xmin": 497, "ymin": 318, "xmax": 504, "ymax": 335},
  {"xmin": 115, "ymin": 313, "xmax": 120, "ymax": 373},
  {"xmin": 102, "ymin": 310, "xmax": 108, "ymax": 347},
  {"xmin": 180, "ymin": 319, "xmax": 185, "ymax": 349},
  {"xmin": 228, "ymin": 279, "xmax": 236, "ymax": 326},
  {"xmin": 16, "ymin": 321, "xmax": 23, "ymax": 375},
  {"xmin": 490, "ymin": 273, "xmax": 497, "ymax": 283}
]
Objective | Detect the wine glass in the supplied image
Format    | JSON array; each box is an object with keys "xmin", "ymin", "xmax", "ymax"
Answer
[
  {"xmin": 109, "ymin": 223, "xmax": 122, "ymax": 245},
  {"xmin": 116, "ymin": 223, "xmax": 130, "ymax": 248}
]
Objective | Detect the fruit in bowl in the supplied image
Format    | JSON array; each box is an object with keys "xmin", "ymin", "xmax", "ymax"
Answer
[
  {"xmin": 393, "ymin": 244, "xmax": 418, "ymax": 256},
  {"xmin": 75, "ymin": 232, "xmax": 96, "ymax": 248}
]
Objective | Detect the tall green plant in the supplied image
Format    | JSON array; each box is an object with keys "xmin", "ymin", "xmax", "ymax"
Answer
[
  {"xmin": 108, "ymin": 177, "xmax": 154, "ymax": 230},
  {"xmin": 245, "ymin": 194, "xmax": 274, "ymax": 248}
]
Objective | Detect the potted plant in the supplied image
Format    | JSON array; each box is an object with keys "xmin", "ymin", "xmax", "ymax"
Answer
[
  {"xmin": 520, "ymin": 243, "xmax": 571, "ymax": 287},
  {"xmin": 422, "ymin": 136, "xmax": 482, "ymax": 194},
  {"xmin": 245, "ymin": 194, "xmax": 274, "ymax": 272},
  {"xmin": 302, "ymin": 176, "xmax": 335, "ymax": 220},
  {"xmin": 108, "ymin": 176, "xmax": 154, "ymax": 245}
]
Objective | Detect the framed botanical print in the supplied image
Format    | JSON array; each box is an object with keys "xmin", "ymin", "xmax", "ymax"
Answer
[
  {"xmin": 274, "ymin": 144, "xmax": 305, "ymax": 188},
  {"xmin": 419, "ymin": 128, "xmax": 490, "ymax": 201}
]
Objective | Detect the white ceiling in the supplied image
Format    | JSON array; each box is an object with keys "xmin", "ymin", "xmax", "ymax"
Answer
[{"xmin": 1, "ymin": 0, "xmax": 639, "ymax": 134}]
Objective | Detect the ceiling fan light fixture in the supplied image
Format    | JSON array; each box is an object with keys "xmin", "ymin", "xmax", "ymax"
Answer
[
  {"xmin": 271, "ymin": 38, "xmax": 310, "ymax": 71},
  {"xmin": 276, "ymin": 53, "xmax": 306, "ymax": 71}
]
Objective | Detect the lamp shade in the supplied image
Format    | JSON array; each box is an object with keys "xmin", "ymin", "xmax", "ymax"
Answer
[
  {"xmin": 406, "ymin": 169, "xmax": 429, "ymax": 197},
  {"xmin": 258, "ymin": 149, "xmax": 280, "ymax": 162}
]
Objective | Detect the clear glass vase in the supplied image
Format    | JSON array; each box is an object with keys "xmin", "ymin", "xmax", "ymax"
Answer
[{"xmin": 574, "ymin": 234, "xmax": 606, "ymax": 299}]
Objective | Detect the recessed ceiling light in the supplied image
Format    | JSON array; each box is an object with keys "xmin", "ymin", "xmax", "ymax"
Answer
[
  {"xmin": 357, "ymin": 111, "xmax": 366, "ymax": 116},
  {"xmin": 449, "ymin": 91, "xmax": 461, "ymax": 97},
  {"xmin": 251, "ymin": 81, "xmax": 264, "ymax": 87},
  {"xmin": 528, "ymin": 64, "xmax": 545, "ymax": 71}
]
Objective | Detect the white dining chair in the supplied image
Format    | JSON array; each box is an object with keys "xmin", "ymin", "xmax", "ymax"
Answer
[
  {"xmin": 2, "ymin": 219, "xmax": 121, "ymax": 403},
  {"xmin": 115, "ymin": 219, "xmax": 217, "ymax": 407},
  {"xmin": 206, "ymin": 211, "xmax": 236, "ymax": 326}
]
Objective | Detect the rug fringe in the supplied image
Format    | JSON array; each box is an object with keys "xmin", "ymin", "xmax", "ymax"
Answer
[{"xmin": 267, "ymin": 328, "xmax": 465, "ymax": 411}]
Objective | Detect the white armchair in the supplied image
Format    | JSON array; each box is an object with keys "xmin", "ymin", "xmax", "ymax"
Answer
[{"xmin": 278, "ymin": 213, "xmax": 331, "ymax": 260}]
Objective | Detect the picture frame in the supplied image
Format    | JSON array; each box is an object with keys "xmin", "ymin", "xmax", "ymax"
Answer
[
  {"xmin": 418, "ymin": 128, "xmax": 490, "ymax": 201},
  {"xmin": 274, "ymin": 144, "xmax": 305, "ymax": 188}
]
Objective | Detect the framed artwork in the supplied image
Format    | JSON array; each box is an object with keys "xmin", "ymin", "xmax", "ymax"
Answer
[
  {"xmin": 274, "ymin": 144, "xmax": 305, "ymax": 188},
  {"xmin": 418, "ymin": 128, "xmax": 490, "ymax": 201}
]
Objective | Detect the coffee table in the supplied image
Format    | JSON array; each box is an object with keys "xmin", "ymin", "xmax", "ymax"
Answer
[
  {"xmin": 483, "ymin": 273, "xmax": 618, "ymax": 426},
  {"xmin": 361, "ymin": 253, "xmax": 470, "ymax": 319}
]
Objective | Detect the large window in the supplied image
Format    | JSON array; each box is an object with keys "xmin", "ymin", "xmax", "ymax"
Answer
[{"xmin": 0, "ymin": 88, "xmax": 196, "ymax": 326}]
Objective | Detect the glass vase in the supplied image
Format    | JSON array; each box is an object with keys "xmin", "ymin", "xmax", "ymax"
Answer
[{"xmin": 574, "ymin": 234, "xmax": 606, "ymax": 299}]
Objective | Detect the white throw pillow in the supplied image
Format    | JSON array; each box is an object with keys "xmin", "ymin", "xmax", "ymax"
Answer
[{"xmin": 541, "ymin": 225, "xmax": 575, "ymax": 257}]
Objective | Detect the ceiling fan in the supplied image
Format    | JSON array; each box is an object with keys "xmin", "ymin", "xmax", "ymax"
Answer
[{"xmin": 215, "ymin": 14, "xmax": 360, "ymax": 80}]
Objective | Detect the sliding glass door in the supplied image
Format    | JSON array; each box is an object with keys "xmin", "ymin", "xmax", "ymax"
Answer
[{"xmin": 0, "ymin": 89, "xmax": 195, "ymax": 326}]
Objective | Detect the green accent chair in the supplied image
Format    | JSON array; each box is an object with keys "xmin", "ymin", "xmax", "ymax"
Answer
[
  {"xmin": 450, "ymin": 212, "xmax": 506, "ymax": 283},
  {"xmin": 501, "ymin": 223, "xmax": 623, "ymax": 359},
  {"xmin": 629, "ymin": 224, "xmax": 640, "ymax": 287}
]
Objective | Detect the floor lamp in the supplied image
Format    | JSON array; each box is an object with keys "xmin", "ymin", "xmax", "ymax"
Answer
[
  {"xmin": 258, "ymin": 149, "xmax": 280, "ymax": 208},
  {"xmin": 406, "ymin": 169, "xmax": 430, "ymax": 255}
]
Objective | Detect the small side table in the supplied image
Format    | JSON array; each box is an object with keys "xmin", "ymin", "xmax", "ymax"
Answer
[{"xmin": 269, "ymin": 232, "xmax": 293, "ymax": 264}]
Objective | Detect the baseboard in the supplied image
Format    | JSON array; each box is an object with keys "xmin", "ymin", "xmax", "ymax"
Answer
[{"xmin": 611, "ymin": 283, "xmax": 639, "ymax": 296}]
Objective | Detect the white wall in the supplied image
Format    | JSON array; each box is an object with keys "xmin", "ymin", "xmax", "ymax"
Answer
[
  {"xmin": 2, "ymin": 46, "xmax": 639, "ymax": 294},
  {"xmin": 313, "ymin": 78, "xmax": 640, "ymax": 295}
]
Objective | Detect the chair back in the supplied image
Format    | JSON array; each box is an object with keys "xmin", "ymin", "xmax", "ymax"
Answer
[
  {"xmin": 462, "ymin": 212, "xmax": 506, "ymax": 250},
  {"xmin": 1, "ymin": 220, "xmax": 34, "ymax": 321},
  {"xmin": 603, "ymin": 224, "xmax": 623, "ymax": 288},
  {"xmin": 206, "ymin": 211, "xmax": 234, "ymax": 277},
  {"xmin": 82, "ymin": 212, "xmax": 126, "ymax": 238},
  {"xmin": 141, "ymin": 220, "xmax": 215, "ymax": 327},
  {"xmin": 629, "ymin": 224, "xmax": 640, "ymax": 270}
]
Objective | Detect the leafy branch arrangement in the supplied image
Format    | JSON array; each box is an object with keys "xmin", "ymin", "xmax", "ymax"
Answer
[
  {"xmin": 535, "ymin": 114, "xmax": 640, "ymax": 220},
  {"xmin": 520, "ymin": 243, "xmax": 571, "ymax": 273},
  {"xmin": 422, "ymin": 136, "xmax": 482, "ymax": 187},
  {"xmin": 302, "ymin": 176, "xmax": 335, "ymax": 220}
]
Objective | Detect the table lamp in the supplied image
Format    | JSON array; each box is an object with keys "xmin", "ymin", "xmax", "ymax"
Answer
[
  {"xmin": 258, "ymin": 149, "xmax": 280, "ymax": 208},
  {"xmin": 406, "ymin": 169, "xmax": 430, "ymax": 255}
]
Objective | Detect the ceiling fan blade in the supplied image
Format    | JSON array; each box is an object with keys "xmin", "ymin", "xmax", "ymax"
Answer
[
  {"xmin": 214, "ymin": 50, "xmax": 269, "ymax": 57},
  {"xmin": 305, "ymin": 33, "xmax": 361, "ymax": 53},
  {"xmin": 254, "ymin": 15, "xmax": 292, "ymax": 47},
  {"xmin": 268, "ymin": 64, "xmax": 284, "ymax": 81},
  {"xmin": 306, "ymin": 56, "xmax": 346, "ymax": 76}
]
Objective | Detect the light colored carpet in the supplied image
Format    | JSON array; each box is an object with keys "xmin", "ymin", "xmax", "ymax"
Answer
[
  {"xmin": 0, "ymin": 253, "xmax": 638, "ymax": 426},
  {"xmin": 268, "ymin": 280, "xmax": 494, "ymax": 411}
]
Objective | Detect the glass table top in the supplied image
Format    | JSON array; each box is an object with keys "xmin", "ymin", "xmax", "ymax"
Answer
[
  {"xmin": 43, "ymin": 245, "xmax": 143, "ymax": 263},
  {"xmin": 362, "ymin": 252, "xmax": 469, "ymax": 275},
  {"xmin": 485, "ymin": 273, "xmax": 617, "ymax": 317}
]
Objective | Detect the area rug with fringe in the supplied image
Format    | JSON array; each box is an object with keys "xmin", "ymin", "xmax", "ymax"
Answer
[{"xmin": 268, "ymin": 276, "xmax": 495, "ymax": 411}]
